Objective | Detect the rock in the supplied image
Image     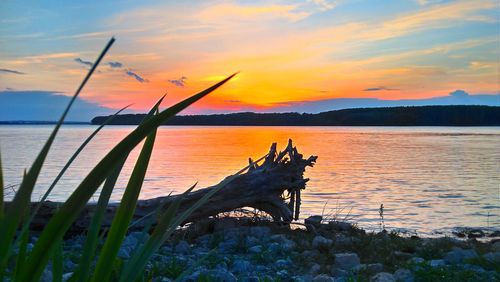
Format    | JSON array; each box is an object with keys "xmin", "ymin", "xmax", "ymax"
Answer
[
  {"xmin": 207, "ymin": 269, "xmax": 237, "ymax": 282},
  {"xmin": 268, "ymin": 242, "xmax": 282, "ymax": 254},
  {"xmin": 462, "ymin": 264, "xmax": 486, "ymax": 272},
  {"xmin": 174, "ymin": 241, "xmax": 190, "ymax": 254},
  {"xmin": 361, "ymin": 263, "xmax": 384, "ymax": 274},
  {"xmin": 62, "ymin": 273, "xmax": 73, "ymax": 282},
  {"xmin": 249, "ymin": 226, "xmax": 271, "ymax": 237},
  {"xmin": 41, "ymin": 269, "xmax": 53, "ymax": 282},
  {"xmin": 370, "ymin": 272, "xmax": 395, "ymax": 282},
  {"xmin": 312, "ymin": 274, "xmax": 335, "ymax": 282},
  {"xmin": 429, "ymin": 259, "xmax": 446, "ymax": 267},
  {"xmin": 63, "ymin": 260, "xmax": 76, "ymax": 272},
  {"xmin": 305, "ymin": 215, "xmax": 323, "ymax": 227},
  {"xmin": 246, "ymin": 236, "xmax": 260, "ymax": 247},
  {"xmin": 310, "ymin": 263, "xmax": 321, "ymax": 275},
  {"xmin": 118, "ymin": 246, "xmax": 131, "ymax": 259},
  {"xmin": 334, "ymin": 234, "xmax": 352, "ymax": 248},
  {"xmin": 302, "ymin": 250, "xmax": 320, "ymax": 259},
  {"xmin": 444, "ymin": 247, "xmax": 477, "ymax": 264},
  {"xmin": 248, "ymin": 245, "xmax": 263, "ymax": 253},
  {"xmin": 489, "ymin": 230, "xmax": 500, "ymax": 237},
  {"xmin": 270, "ymin": 234, "xmax": 287, "ymax": 242},
  {"xmin": 184, "ymin": 268, "xmax": 237, "ymax": 282},
  {"xmin": 483, "ymin": 252, "xmax": 500, "ymax": 263},
  {"xmin": 231, "ymin": 259, "xmax": 252, "ymax": 273},
  {"xmin": 312, "ymin": 236, "xmax": 333, "ymax": 250},
  {"xmin": 275, "ymin": 259, "xmax": 291, "ymax": 268},
  {"xmin": 329, "ymin": 221, "xmax": 352, "ymax": 231},
  {"xmin": 408, "ymin": 257, "xmax": 424, "ymax": 264},
  {"xmin": 468, "ymin": 229, "xmax": 485, "ymax": 238},
  {"xmin": 276, "ymin": 270, "xmax": 288, "ymax": 277},
  {"xmin": 153, "ymin": 278, "xmax": 173, "ymax": 282},
  {"xmin": 492, "ymin": 241, "xmax": 500, "ymax": 252},
  {"xmin": 292, "ymin": 275, "xmax": 311, "ymax": 282},
  {"xmin": 334, "ymin": 253, "xmax": 360, "ymax": 270},
  {"xmin": 218, "ymin": 238, "xmax": 238, "ymax": 252},
  {"xmin": 393, "ymin": 251, "xmax": 412, "ymax": 260},
  {"xmin": 122, "ymin": 234, "xmax": 139, "ymax": 247},
  {"xmin": 282, "ymin": 239, "xmax": 296, "ymax": 251},
  {"xmin": 393, "ymin": 268, "xmax": 414, "ymax": 282},
  {"xmin": 242, "ymin": 276, "xmax": 260, "ymax": 282}
]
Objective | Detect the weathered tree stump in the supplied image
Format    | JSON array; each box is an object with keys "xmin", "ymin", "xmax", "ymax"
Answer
[{"xmin": 26, "ymin": 139, "xmax": 317, "ymax": 232}]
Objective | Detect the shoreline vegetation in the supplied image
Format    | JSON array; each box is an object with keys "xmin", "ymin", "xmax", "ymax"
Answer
[
  {"xmin": 13, "ymin": 216, "xmax": 500, "ymax": 281},
  {"xmin": 90, "ymin": 105, "xmax": 500, "ymax": 127}
]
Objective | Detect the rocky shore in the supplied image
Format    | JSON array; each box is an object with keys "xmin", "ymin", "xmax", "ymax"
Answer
[{"xmin": 24, "ymin": 216, "xmax": 500, "ymax": 282}]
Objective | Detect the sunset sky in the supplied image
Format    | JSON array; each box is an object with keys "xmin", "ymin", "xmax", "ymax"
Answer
[{"xmin": 0, "ymin": 0, "xmax": 498, "ymax": 114}]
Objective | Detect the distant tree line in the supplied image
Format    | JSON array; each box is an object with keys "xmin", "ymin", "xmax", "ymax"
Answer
[{"xmin": 91, "ymin": 105, "xmax": 500, "ymax": 126}]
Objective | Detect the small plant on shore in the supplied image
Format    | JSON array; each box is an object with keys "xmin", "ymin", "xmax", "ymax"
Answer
[
  {"xmin": 379, "ymin": 203, "xmax": 385, "ymax": 232},
  {"xmin": 0, "ymin": 38, "xmax": 238, "ymax": 281}
]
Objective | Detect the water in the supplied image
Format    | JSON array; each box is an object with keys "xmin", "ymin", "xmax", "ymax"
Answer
[{"xmin": 1, "ymin": 125, "xmax": 499, "ymax": 236}]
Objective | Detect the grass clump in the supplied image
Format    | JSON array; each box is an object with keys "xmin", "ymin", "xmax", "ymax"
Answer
[{"xmin": 0, "ymin": 38, "xmax": 238, "ymax": 281}]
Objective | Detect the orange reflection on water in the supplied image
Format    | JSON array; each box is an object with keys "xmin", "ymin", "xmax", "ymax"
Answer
[{"xmin": 0, "ymin": 125, "xmax": 499, "ymax": 235}]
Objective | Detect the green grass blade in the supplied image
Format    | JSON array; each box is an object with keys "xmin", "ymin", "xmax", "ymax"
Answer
[
  {"xmin": 12, "ymin": 227, "xmax": 29, "ymax": 281},
  {"xmin": 0, "ymin": 150, "xmax": 4, "ymax": 217},
  {"xmin": 19, "ymin": 73, "xmax": 236, "ymax": 282},
  {"xmin": 91, "ymin": 117, "xmax": 159, "ymax": 282},
  {"xmin": 15, "ymin": 105, "xmax": 131, "ymax": 248},
  {"xmin": 0, "ymin": 38, "xmax": 115, "ymax": 272},
  {"xmin": 52, "ymin": 239, "xmax": 63, "ymax": 282},
  {"xmin": 75, "ymin": 97, "xmax": 164, "ymax": 282}
]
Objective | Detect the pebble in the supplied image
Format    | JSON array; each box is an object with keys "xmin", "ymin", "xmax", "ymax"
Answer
[
  {"xmin": 444, "ymin": 247, "xmax": 477, "ymax": 264},
  {"xmin": 312, "ymin": 274, "xmax": 335, "ymax": 282},
  {"xmin": 231, "ymin": 259, "xmax": 252, "ymax": 273},
  {"xmin": 248, "ymin": 245, "xmax": 263, "ymax": 253},
  {"xmin": 483, "ymin": 251, "xmax": 500, "ymax": 263},
  {"xmin": 305, "ymin": 215, "xmax": 323, "ymax": 227},
  {"xmin": 429, "ymin": 259, "xmax": 446, "ymax": 267},
  {"xmin": 370, "ymin": 272, "xmax": 395, "ymax": 282},
  {"xmin": 333, "ymin": 253, "xmax": 360, "ymax": 270},
  {"xmin": 310, "ymin": 263, "xmax": 321, "ymax": 275},
  {"xmin": 362, "ymin": 263, "xmax": 384, "ymax": 274},
  {"xmin": 174, "ymin": 241, "xmax": 191, "ymax": 254},
  {"xmin": 312, "ymin": 236, "xmax": 333, "ymax": 250},
  {"xmin": 393, "ymin": 268, "xmax": 414, "ymax": 282}
]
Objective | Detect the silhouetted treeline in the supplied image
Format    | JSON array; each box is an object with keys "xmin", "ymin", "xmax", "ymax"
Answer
[{"xmin": 91, "ymin": 105, "xmax": 500, "ymax": 126}]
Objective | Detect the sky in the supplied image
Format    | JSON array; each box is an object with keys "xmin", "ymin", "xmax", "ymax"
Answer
[{"xmin": 0, "ymin": 0, "xmax": 498, "ymax": 117}]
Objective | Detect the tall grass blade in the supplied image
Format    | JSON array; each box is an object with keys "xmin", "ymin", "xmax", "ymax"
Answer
[
  {"xmin": 92, "ymin": 115, "xmax": 159, "ymax": 281},
  {"xmin": 75, "ymin": 98, "xmax": 164, "ymax": 282},
  {"xmin": 0, "ymin": 38, "xmax": 115, "ymax": 271},
  {"xmin": 52, "ymin": 239, "xmax": 63, "ymax": 282},
  {"xmin": 19, "ymin": 72, "xmax": 236, "ymax": 281},
  {"xmin": 0, "ymin": 151, "xmax": 3, "ymax": 217},
  {"xmin": 12, "ymin": 226, "xmax": 29, "ymax": 280}
]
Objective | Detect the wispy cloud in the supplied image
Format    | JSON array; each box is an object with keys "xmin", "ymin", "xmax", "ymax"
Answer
[
  {"xmin": 0, "ymin": 68, "xmax": 25, "ymax": 75},
  {"xmin": 168, "ymin": 76, "xmax": 187, "ymax": 87},
  {"xmin": 108, "ymin": 61, "xmax": 123, "ymax": 68},
  {"xmin": 363, "ymin": 86, "xmax": 399, "ymax": 91},
  {"xmin": 126, "ymin": 71, "xmax": 148, "ymax": 83},
  {"xmin": 74, "ymin": 58, "xmax": 93, "ymax": 67}
]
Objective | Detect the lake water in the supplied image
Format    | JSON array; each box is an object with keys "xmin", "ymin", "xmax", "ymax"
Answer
[{"xmin": 1, "ymin": 125, "xmax": 499, "ymax": 236}]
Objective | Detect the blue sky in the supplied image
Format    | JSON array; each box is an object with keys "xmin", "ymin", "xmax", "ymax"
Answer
[{"xmin": 0, "ymin": 0, "xmax": 498, "ymax": 117}]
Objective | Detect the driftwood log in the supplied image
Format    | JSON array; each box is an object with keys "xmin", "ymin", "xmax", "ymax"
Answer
[{"xmin": 27, "ymin": 139, "xmax": 317, "ymax": 232}]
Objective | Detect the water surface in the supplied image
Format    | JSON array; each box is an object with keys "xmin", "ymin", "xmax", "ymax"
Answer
[{"xmin": 1, "ymin": 125, "xmax": 499, "ymax": 236}]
